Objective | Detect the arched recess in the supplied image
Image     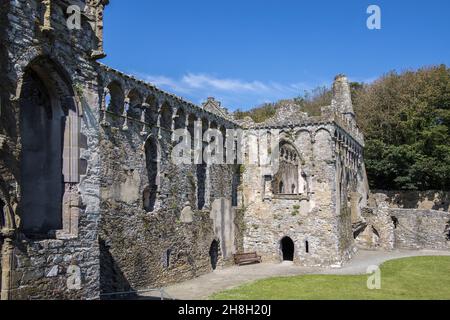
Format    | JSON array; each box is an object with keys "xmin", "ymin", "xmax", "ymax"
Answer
[
  {"xmin": 144, "ymin": 95, "xmax": 158, "ymax": 130},
  {"xmin": 126, "ymin": 88, "xmax": 143, "ymax": 119},
  {"xmin": 187, "ymin": 114, "xmax": 196, "ymax": 152},
  {"xmin": 196, "ymin": 117, "xmax": 209, "ymax": 210},
  {"xmin": 220, "ymin": 126, "xmax": 227, "ymax": 163},
  {"xmin": 105, "ymin": 81, "xmax": 125, "ymax": 127},
  {"xmin": 273, "ymin": 140, "xmax": 307, "ymax": 195},
  {"xmin": 174, "ymin": 108, "xmax": 186, "ymax": 130},
  {"xmin": 313, "ymin": 128, "xmax": 333, "ymax": 161},
  {"xmin": 144, "ymin": 136, "xmax": 159, "ymax": 212},
  {"xmin": 18, "ymin": 56, "xmax": 81, "ymax": 238},
  {"xmin": 159, "ymin": 102, "xmax": 173, "ymax": 132}
]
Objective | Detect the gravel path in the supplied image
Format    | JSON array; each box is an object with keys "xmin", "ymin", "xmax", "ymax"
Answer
[{"xmin": 143, "ymin": 249, "xmax": 450, "ymax": 300}]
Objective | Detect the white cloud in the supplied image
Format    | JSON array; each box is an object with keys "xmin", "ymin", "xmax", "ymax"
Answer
[{"xmin": 135, "ymin": 72, "xmax": 315, "ymax": 110}]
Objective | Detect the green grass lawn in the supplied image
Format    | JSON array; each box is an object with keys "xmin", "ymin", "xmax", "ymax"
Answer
[{"xmin": 210, "ymin": 256, "xmax": 450, "ymax": 300}]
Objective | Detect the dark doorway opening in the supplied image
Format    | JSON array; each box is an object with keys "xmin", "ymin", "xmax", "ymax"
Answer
[
  {"xmin": 281, "ymin": 237, "xmax": 294, "ymax": 261},
  {"xmin": 209, "ymin": 240, "xmax": 219, "ymax": 270}
]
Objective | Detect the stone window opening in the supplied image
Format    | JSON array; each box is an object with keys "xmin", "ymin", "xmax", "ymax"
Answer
[
  {"xmin": 126, "ymin": 89, "xmax": 143, "ymax": 120},
  {"xmin": 196, "ymin": 118, "xmax": 209, "ymax": 210},
  {"xmin": 164, "ymin": 248, "xmax": 172, "ymax": 269},
  {"xmin": 159, "ymin": 102, "xmax": 173, "ymax": 132},
  {"xmin": 209, "ymin": 240, "xmax": 219, "ymax": 270},
  {"xmin": 281, "ymin": 236, "xmax": 295, "ymax": 261},
  {"xmin": 220, "ymin": 126, "xmax": 227, "ymax": 163},
  {"xmin": 187, "ymin": 114, "xmax": 196, "ymax": 154},
  {"xmin": 144, "ymin": 95, "xmax": 158, "ymax": 129},
  {"xmin": 174, "ymin": 108, "xmax": 187, "ymax": 152},
  {"xmin": 232, "ymin": 167, "xmax": 240, "ymax": 207},
  {"xmin": 144, "ymin": 137, "xmax": 159, "ymax": 213},
  {"xmin": 196, "ymin": 164, "xmax": 207, "ymax": 210},
  {"xmin": 305, "ymin": 241, "xmax": 310, "ymax": 254},
  {"xmin": 273, "ymin": 141, "xmax": 307, "ymax": 196},
  {"xmin": 104, "ymin": 81, "xmax": 125, "ymax": 127},
  {"xmin": 19, "ymin": 57, "xmax": 81, "ymax": 239}
]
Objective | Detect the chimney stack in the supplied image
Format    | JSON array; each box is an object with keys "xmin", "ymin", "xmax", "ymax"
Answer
[{"xmin": 331, "ymin": 74, "xmax": 355, "ymax": 122}]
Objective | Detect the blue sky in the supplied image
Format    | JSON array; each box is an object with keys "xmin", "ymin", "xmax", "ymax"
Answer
[{"xmin": 103, "ymin": 0, "xmax": 450, "ymax": 111}]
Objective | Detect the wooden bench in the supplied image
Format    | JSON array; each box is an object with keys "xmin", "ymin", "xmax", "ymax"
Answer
[{"xmin": 233, "ymin": 252, "xmax": 262, "ymax": 266}]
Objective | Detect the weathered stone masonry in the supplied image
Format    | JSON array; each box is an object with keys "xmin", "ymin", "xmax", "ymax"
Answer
[
  {"xmin": 0, "ymin": 0, "xmax": 241, "ymax": 299},
  {"xmin": 240, "ymin": 76, "xmax": 368, "ymax": 267},
  {"xmin": 96, "ymin": 65, "xmax": 241, "ymax": 293},
  {"xmin": 1, "ymin": 0, "xmax": 448, "ymax": 300}
]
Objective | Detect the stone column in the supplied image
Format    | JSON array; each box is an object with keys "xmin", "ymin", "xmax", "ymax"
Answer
[
  {"xmin": 140, "ymin": 103, "xmax": 149, "ymax": 136},
  {"xmin": 1, "ymin": 238, "xmax": 14, "ymax": 300},
  {"xmin": 171, "ymin": 107, "xmax": 177, "ymax": 145},
  {"xmin": 100, "ymin": 87, "xmax": 110, "ymax": 127},
  {"xmin": 156, "ymin": 102, "xmax": 163, "ymax": 140},
  {"xmin": 122, "ymin": 98, "xmax": 130, "ymax": 131},
  {"xmin": 1, "ymin": 202, "xmax": 16, "ymax": 301}
]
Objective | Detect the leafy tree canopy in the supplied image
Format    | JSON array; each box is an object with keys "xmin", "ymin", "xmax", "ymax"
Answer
[
  {"xmin": 352, "ymin": 65, "xmax": 450, "ymax": 190},
  {"xmin": 234, "ymin": 65, "xmax": 450, "ymax": 191}
]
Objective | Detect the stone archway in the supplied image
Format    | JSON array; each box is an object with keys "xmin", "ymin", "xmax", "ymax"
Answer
[
  {"xmin": 281, "ymin": 236, "xmax": 295, "ymax": 261},
  {"xmin": 209, "ymin": 240, "xmax": 219, "ymax": 270}
]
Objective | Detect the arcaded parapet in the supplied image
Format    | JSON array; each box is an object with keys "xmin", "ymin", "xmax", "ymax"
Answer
[{"xmin": 96, "ymin": 66, "xmax": 242, "ymax": 291}]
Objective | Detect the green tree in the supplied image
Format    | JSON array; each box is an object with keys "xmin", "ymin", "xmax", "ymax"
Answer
[{"xmin": 353, "ymin": 65, "xmax": 450, "ymax": 190}]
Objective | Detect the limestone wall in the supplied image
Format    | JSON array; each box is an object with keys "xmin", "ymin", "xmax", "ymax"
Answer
[
  {"xmin": 370, "ymin": 190, "xmax": 450, "ymax": 212},
  {"xmin": 97, "ymin": 67, "xmax": 242, "ymax": 292},
  {"xmin": 390, "ymin": 209, "xmax": 450, "ymax": 250}
]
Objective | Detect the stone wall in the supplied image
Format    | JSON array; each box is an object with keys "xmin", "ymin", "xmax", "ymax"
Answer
[
  {"xmin": 97, "ymin": 67, "xmax": 242, "ymax": 293},
  {"xmin": 370, "ymin": 190, "xmax": 450, "ymax": 212},
  {"xmin": 0, "ymin": 0, "xmax": 105, "ymax": 300},
  {"xmin": 390, "ymin": 209, "xmax": 450, "ymax": 250},
  {"xmin": 242, "ymin": 115, "xmax": 365, "ymax": 267},
  {"xmin": 356, "ymin": 207, "xmax": 450, "ymax": 251},
  {"xmin": 355, "ymin": 207, "xmax": 395, "ymax": 250}
]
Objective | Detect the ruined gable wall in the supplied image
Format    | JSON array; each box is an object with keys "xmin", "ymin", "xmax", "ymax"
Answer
[
  {"xmin": 242, "ymin": 119, "xmax": 361, "ymax": 267},
  {"xmin": 1, "ymin": 0, "xmax": 103, "ymax": 299}
]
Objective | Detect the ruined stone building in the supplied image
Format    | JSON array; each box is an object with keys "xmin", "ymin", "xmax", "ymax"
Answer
[{"xmin": 0, "ymin": 1, "xmax": 449, "ymax": 300}]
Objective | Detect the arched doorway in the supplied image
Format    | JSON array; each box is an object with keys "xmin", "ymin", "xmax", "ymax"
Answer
[
  {"xmin": 281, "ymin": 237, "xmax": 295, "ymax": 261},
  {"xmin": 209, "ymin": 240, "xmax": 219, "ymax": 270}
]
